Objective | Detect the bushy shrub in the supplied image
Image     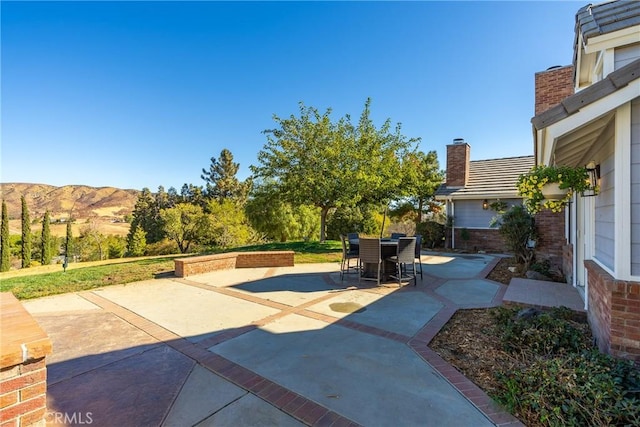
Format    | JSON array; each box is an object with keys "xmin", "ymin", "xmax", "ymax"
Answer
[
  {"xmin": 417, "ymin": 221, "xmax": 445, "ymax": 248},
  {"xmin": 494, "ymin": 205, "xmax": 536, "ymax": 269},
  {"xmin": 492, "ymin": 306, "xmax": 640, "ymax": 426},
  {"xmin": 495, "ymin": 350, "xmax": 640, "ymax": 426},
  {"xmin": 494, "ymin": 306, "xmax": 590, "ymax": 355}
]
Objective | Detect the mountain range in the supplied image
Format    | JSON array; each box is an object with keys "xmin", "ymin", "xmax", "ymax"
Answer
[{"xmin": 0, "ymin": 183, "xmax": 140, "ymax": 221}]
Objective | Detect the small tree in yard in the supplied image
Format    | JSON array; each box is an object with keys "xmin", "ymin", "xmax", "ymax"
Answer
[
  {"xmin": 127, "ymin": 224, "xmax": 147, "ymax": 256},
  {"xmin": 160, "ymin": 203, "xmax": 208, "ymax": 253},
  {"xmin": 1, "ymin": 200, "xmax": 10, "ymax": 272},
  {"xmin": 41, "ymin": 211, "xmax": 52, "ymax": 265},
  {"xmin": 495, "ymin": 205, "xmax": 536, "ymax": 270},
  {"xmin": 21, "ymin": 196, "xmax": 31, "ymax": 268},
  {"xmin": 65, "ymin": 221, "xmax": 74, "ymax": 262}
]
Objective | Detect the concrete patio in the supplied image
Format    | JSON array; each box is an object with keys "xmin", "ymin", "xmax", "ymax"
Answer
[{"xmin": 22, "ymin": 252, "xmax": 583, "ymax": 426}]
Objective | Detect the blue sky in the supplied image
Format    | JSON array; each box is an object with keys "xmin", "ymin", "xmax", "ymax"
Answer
[{"xmin": 2, "ymin": 1, "xmax": 583, "ymax": 191}]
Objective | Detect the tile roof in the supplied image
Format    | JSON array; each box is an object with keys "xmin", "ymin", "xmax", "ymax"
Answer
[
  {"xmin": 435, "ymin": 155, "xmax": 534, "ymax": 200},
  {"xmin": 576, "ymin": 0, "xmax": 640, "ymax": 41}
]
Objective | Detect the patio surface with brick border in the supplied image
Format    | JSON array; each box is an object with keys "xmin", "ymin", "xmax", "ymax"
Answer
[{"xmin": 20, "ymin": 253, "xmax": 582, "ymax": 426}]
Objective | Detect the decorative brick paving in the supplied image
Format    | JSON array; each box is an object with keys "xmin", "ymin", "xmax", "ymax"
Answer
[
  {"xmin": 76, "ymin": 255, "xmax": 525, "ymax": 426},
  {"xmin": 79, "ymin": 289, "xmax": 362, "ymax": 426}
]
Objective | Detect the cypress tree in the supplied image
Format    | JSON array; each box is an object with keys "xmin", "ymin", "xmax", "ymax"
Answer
[
  {"xmin": 65, "ymin": 221, "xmax": 73, "ymax": 262},
  {"xmin": 41, "ymin": 211, "xmax": 52, "ymax": 265},
  {"xmin": 21, "ymin": 195, "xmax": 31, "ymax": 268},
  {"xmin": 127, "ymin": 224, "xmax": 147, "ymax": 257},
  {"xmin": 1, "ymin": 200, "xmax": 10, "ymax": 272}
]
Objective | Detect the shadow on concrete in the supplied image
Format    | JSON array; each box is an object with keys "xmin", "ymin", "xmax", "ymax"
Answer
[{"xmin": 39, "ymin": 258, "xmax": 506, "ymax": 427}]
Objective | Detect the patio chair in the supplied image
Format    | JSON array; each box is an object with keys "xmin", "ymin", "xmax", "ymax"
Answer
[
  {"xmin": 414, "ymin": 234, "xmax": 423, "ymax": 279},
  {"xmin": 388, "ymin": 237, "xmax": 417, "ymax": 286},
  {"xmin": 358, "ymin": 237, "xmax": 382, "ymax": 286},
  {"xmin": 390, "ymin": 232, "xmax": 406, "ymax": 240},
  {"xmin": 340, "ymin": 234, "xmax": 360, "ymax": 280},
  {"xmin": 347, "ymin": 232, "xmax": 360, "ymax": 253}
]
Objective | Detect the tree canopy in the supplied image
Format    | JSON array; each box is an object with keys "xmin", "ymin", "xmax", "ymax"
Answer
[
  {"xmin": 201, "ymin": 149, "xmax": 252, "ymax": 203},
  {"xmin": 159, "ymin": 203, "xmax": 209, "ymax": 253},
  {"xmin": 251, "ymin": 98, "xmax": 419, "ymax": 241},
  {"xmin": 400, "ymin": 150, "xmax": 444, "ymax": 226}
]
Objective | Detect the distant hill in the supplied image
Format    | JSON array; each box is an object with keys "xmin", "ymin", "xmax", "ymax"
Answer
[{"xmin": 0, "ymin": 183, "xmax": 140, "ymax": 222}]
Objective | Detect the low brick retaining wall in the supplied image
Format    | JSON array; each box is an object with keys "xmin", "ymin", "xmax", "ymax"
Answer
[
  {"xmin": 174, "ymin": 251, "xmax": 294, "ymax": 277},
  {"xmin": 0, "ymin": 292, "xmax": 53, "ymax": 427}
]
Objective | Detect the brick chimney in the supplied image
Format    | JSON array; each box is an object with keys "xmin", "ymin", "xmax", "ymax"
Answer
[
  {"xmin": 446, "ymin": 138, "xmax": 470, "ymax": 187},
  {"xmin": 534, "ymin": 65, "xmax": 575, "ymax": 115}
]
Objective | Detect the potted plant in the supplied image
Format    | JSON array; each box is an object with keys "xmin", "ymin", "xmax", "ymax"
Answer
[{"xmin": 517, "ymin": 165, "xmax": 596, "ymax": 214}]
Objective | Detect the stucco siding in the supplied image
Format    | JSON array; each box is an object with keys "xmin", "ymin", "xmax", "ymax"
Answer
[
  {"xmin": 615, "ymin": 43, "xmax": 640, "ymax": 70},
  {"xmin": 595, "ymin": 153, "xmax": 615, "ymax": 271},
  {"xmin": 631, "ymin": 97, "xmax": 640, "ymax": 275},
  {"xmin": 452, "ymin": 199, "xmax": 522, "ymax": 228}
]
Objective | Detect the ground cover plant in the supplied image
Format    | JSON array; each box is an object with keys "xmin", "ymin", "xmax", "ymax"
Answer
[{"xmin": 430, "ymin": 305, "xmax": 640, "ymax": 427}]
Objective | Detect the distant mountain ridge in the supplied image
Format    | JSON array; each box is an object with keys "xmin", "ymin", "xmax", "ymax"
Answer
[{"xmin": 0, "ymin": 183, "xmax": 140, "ymax": 220}]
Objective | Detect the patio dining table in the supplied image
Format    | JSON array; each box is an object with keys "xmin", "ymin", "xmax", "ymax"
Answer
[{"xmin": 349, "ymin": 238, "xmax": 400, "ymax": 280}]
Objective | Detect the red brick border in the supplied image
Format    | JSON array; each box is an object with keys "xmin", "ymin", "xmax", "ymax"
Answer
[
  {"xmin": 81, "ymin": 254, "xmax": 522, "ymax": 426},
  {"xmin": 78, "ymin": 289, "xmax": 361, "ymax": 426}
]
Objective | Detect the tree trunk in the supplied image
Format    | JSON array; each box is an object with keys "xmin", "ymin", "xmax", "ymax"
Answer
[
  {"xmin": 319, "ymin": 207, "xmax": 330, "ymax": 242},
  {"xmin": 416, "ymin": 198, "xmax": 424, "ymax": 229}
]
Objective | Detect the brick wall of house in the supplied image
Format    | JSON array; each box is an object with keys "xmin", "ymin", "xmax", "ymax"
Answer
[
  {"xmin": 0, "ymin": 293, "xmax": 52, "ymax": 427},
  {"xmin": 534, "ymin": 65, "xmax": 575, "ymax": 115},
  {"xmin": 534, "ymin": 209, "xmax": 566, "ymax": 274},
  {"xmin": 452, "ymin": 228, "xmax": 507, "ymax": 252},
  {"xmin": 446, "ymin": 141, "xmax": 470, "ymax": 187},
  {"xmin": 586, "ymin": 260, "xmax": 640, "ymax": 361},
  {"xmin": 174, "ymin": 251, "xmax": 295, "ymax": 277}
]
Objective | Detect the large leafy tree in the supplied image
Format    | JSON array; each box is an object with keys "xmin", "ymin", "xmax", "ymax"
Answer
[
  {"xmin": 201, "ymin": 149, "xmax": 252, "ymax": 203},
  {"xmin": 401, "ymin": 150, "xmax": 445, "ymax": 227},
  {"xmin": 205, "ymin": 199, "xmax": 255, "ymax": 248},
  {"xmin": 252, "ymin": 99, "xmax": 418, "ymax": 241},
  {"xmin": 160, "ymin": 203, "xmax": 209, "ymax": 253},
  {"xmin": 21, "ymin": 195, "xmax": 31, "ymax": 268},
  {"xmin": 245, "ymin": 180, "xmax": 312, "ymax": 242},
  {"xmin": 41, "ymin": 211, "xmax": 53, "ymax": 265},
  {"xmin": 1, "ymin": 200, "xmax": 10, "ymax": 271}
]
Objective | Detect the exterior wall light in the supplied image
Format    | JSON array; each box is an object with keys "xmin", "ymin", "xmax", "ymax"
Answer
[
  {"xmin": 584, "ymin": 161, "xmax": 601, "ymax": 197},
  {"xmin": 482, "ymin": 199, "xmax": 489, "ymax": 210}
]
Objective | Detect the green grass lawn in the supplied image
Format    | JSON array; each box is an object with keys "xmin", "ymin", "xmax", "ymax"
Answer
[{"xmin": 0, "ymin": 241, "xmax": 342, "ymax": 300}]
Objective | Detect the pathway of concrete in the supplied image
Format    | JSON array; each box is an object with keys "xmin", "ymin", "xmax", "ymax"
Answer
[{"xmin": 24, "ymin": 254, "xmax": 530, "ymax": 427}]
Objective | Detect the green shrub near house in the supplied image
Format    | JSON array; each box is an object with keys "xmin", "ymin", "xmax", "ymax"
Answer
[{"xmin": 492, "ymin": 306, "xmax": 640, "ymax": 426}]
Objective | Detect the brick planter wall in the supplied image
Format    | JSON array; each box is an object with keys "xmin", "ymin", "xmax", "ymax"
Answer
[
  {"xmin": 452, "ymin": 228, "xmax": 506, "ymax": 252},
  {"xmin": 235, "ymin": 251, "xmax": 295, "ymax": 269},
  {"xmin": 174, "ymin": 251, "xmax": 295, "ymax": 277},
  {"xmin": 586, "ymin": 260, "xmax": 640, "ymax": 361},
  {"xmin": 0, "ymin": 292, "xmax": 52, "ymax": 427}
]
